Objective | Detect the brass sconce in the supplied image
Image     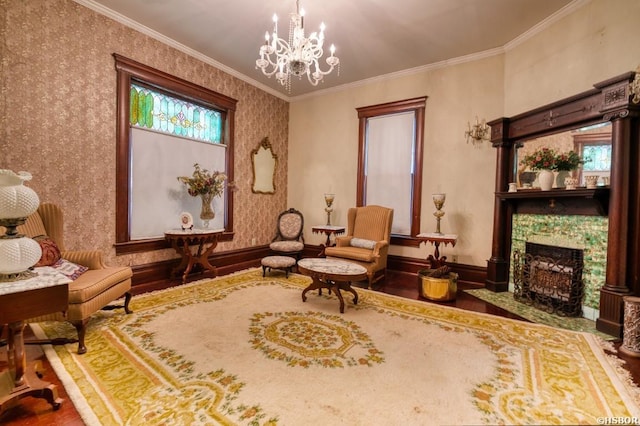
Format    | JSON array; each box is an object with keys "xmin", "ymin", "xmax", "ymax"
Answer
[{"xmin": 465, "ymin": 117, "xmax": 490, "ymax": 145}]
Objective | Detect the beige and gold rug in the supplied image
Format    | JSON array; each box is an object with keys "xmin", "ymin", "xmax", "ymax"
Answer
[{"xmin": 32, "ymin": 269, "xmax": 640, "ymax": 425}]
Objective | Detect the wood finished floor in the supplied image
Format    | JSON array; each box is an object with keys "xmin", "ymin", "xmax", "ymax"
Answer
[{"xmin": 1, "ymin": 268, "xmax": 639, "ymax": 425}]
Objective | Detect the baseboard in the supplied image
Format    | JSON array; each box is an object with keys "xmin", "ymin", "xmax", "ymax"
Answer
[
  {"xmin": 387, "ymin": 254, "xmax": 487, "ymax": 287},
  {"xmin": 130, "ymin": 245, "xmax": 488, "ymax": 290},
  {"xmin": 131, "ymin": 245, "xmax": 272, "ymax": 289}
]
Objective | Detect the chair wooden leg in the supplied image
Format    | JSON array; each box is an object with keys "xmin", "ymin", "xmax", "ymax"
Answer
[
  {"xmin": 123, "ymin": 292, "xmax": 133, "ymax": 314},
  {"xmin": 71, "ymin": 319, "xmax": 88, "ymax": 354},
  {"xmin": 102, "ymin": 292, "xmax": 134, "ymax": 314}
]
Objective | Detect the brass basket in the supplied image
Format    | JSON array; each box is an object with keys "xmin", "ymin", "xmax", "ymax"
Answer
[{"xmin": 418, "ymin": 269, "xmax": 458, "ymax": 301}]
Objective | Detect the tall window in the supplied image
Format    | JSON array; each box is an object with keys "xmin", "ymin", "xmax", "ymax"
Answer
[
  {"xmin": 114, "ymin": 54, "xmax": 237, "ymax": 254},
  {"xmin": 356, "ymin": 97, "xmax": 426, "ymax": 246}
]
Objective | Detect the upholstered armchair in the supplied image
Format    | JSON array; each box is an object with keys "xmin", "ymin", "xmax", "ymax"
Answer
[
  {"xmin": 16, "ymin": 203, "xmax": 133, "ymax": 354},
  {"xmin": 269, "ymin": 208, "xmax": 305, "ymax": 260},
  {"xmin": 324, "ymin": 205, "xmax": 394, "ymax": 289}
]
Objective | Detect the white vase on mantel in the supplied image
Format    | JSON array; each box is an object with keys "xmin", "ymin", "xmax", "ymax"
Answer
[{"xmin": 538, "ymin": 169, "xmax": 554, "ymax": 191}]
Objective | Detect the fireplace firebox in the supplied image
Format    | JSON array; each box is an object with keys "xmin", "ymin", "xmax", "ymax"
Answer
[{"xmin": 513, "ymin": 242, "xmax": 584, "ymax": 317}]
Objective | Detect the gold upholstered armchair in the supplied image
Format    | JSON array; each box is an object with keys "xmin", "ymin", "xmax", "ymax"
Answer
[
  {"xmin": 16, "ymin": 203, "xmax": 133, "ymax": 354},
  {"xmin": 324, "ymin": 205, "xmax": 394, "ymax": 289}
]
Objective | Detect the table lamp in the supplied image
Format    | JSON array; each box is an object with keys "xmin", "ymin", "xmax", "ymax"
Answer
[
  {"xmin": 432, "ymin": 193, "xmax": 446, "ymax": 235},
  {"xmin": 0, "ymin": 170, "xmax": 42, "ymax": 281},
  {"xmin": 324, "ymin": 193, "xmax": 335, "ymax": 225}
]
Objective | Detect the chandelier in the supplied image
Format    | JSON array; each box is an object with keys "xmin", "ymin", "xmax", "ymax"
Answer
[{"xmin": 255, "ymin": 0, "xmax": 340, "ymax": 91}]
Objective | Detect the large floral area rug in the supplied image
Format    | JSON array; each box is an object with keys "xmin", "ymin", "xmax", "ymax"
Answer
[{"xmin": 32, "ymin": 269, "xmax": 640, "ymax": 425}]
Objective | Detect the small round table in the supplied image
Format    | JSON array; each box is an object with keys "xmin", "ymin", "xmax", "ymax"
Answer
[
  {"xmin": 417, "ymin": 232, "xmax": 458, "ymax": 268},
  {"xmin": 311, "ymin": 225, "xmax": 346, "ymax": 257},
  {"xmin": 165, "ymin": 228, "xmax": 224, "ymax": 284},
  {"xmin": 298, "ymin": 258, "xmax": 367, "ymax": 313}
]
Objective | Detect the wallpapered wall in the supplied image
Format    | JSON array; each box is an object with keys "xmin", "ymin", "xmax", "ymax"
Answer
[{"xmin": 0, "ymin": 0, "xmax": 289, "ymax": 267}]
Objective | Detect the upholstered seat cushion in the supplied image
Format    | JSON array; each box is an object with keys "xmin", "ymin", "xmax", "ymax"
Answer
[
  {"xmin": 324, "ymin": 246, "xmax": 377, "ymax": 262},
  {"xmin": 261, "ymin": 255, "xmax": 296, "ymax": 269},
  {"xmin": 68, "ymin": 266, "xmax": 133, "ymax": 304},
  {"xmin": 270, "ymin": 240, "xmax": 304, "ymax": 253}
]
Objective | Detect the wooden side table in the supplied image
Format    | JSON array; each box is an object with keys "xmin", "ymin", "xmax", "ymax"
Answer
[
  {"xmin": 417, "ymin": 233, "xmax": 458, "ymax": 268},
  {"xmin": 165, "ymin": 228, "xmax": 224, "ymax": 284},
  {"xmin": 0, "ymin": 268, "xmax": 70, "ymax": 414},
  {"xmin": 311, "ymin": 225, "xmax": 345, "ymax": 257}
]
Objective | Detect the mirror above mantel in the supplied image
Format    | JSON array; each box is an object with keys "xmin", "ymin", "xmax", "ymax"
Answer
[
  {"xmin": 515, "ymin": 122, "xmax": 612, "ymax": 189},
  {"xmin": 251, "ymin": 136, "xmax": 277, "ymax": 194}
]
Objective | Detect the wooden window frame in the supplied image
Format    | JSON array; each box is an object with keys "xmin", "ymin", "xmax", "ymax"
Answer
[
  {"xmin": 356, "ymin": 97, "xmax": 426, "ymax": 247},
  {"xmin": 113, "ymin": 54, "xmax": 237, "ymax": 254}
]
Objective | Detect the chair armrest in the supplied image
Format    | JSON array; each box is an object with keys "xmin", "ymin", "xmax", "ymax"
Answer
[
  {"xmin": 61, "ymin": 250, "xmax": 106, "ymax": 270},
  {"xmin": 371, "ymin": 240, "xmax": 390, "ymax": 258},
  {"xmin": 334, "ymin": 236, "xmax": 353, "ymax": 247}
]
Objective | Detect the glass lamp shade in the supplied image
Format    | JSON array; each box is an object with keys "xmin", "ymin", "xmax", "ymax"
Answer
[
  {"xmin": 0, "ymin": 237, "xmax": 42, "ymax": 274},
  {"xmin": 432, "ymin": 193, "xmax": 446, "ymax": 204},
  {"xmin": 0, "ymin": 170, "xmax": 40, "ymax": 219},
  {"xmin": 324, "ymin": 193, "xmax": 335, "ymax": 206}
]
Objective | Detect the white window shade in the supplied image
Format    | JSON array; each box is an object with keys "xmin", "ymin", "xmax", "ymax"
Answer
[{"xmin": 365, "ymin": 112, "xmax": 415, "ymax": 235}]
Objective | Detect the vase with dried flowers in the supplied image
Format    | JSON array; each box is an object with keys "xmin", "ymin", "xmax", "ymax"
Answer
[{"xmin": 177, "ymin": 163, "xmax": 228, "ymax": 228}]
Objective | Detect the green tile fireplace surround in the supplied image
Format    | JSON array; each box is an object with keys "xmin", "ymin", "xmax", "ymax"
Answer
[{"xmin": 510, "ymin": 214, "xmax": 609, "ymax": 314}]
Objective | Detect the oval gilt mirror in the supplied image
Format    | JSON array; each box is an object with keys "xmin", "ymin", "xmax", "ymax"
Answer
[{"xmin": 251, "ymin": 137, "xmax": 277, "ymax": 194}]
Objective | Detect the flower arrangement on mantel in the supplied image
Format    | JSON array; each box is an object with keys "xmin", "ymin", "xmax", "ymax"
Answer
[
  {"xmin": 554, "ymin": 150, "xmax": 587, "ymax": 171},
  {"xmin": 520, "ymin": 147, "xmax": 586, "ymax": 171},
  {"xmin": 177, "ymin": 163, "xmax": 228, "ymax": 197},
  {"xmin": 520, "ymin": 147, "xmax": 557, "ymax": 170}
]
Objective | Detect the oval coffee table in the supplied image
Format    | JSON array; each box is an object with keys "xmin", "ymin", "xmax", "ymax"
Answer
[{"xmin": 298, "ymin": 258, "xmax": 368, "ymax": 313}]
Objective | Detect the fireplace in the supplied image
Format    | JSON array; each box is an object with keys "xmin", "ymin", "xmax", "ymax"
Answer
[{"xmin": 513, "ymin": 242, "xmax": 584, "ymax": 317}]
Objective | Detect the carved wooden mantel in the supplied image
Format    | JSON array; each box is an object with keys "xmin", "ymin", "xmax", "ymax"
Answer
[
  {"xmin": 487, "ymin": 71, "xmax": 640, "ymax": 338},
  {"xmin": 497, "ymin": 188, "xmax": 610, "ymax": 216}
]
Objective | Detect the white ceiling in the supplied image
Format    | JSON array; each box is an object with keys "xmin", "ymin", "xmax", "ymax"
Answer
[{"xmin": 78, "ymin": 0, "xmax": 577, "ymax": 100}]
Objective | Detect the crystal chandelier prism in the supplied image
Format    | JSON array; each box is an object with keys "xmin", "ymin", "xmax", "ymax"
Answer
[{"xmin": 255, "ymin": 0, "xmax": 340, "ymax": 92}]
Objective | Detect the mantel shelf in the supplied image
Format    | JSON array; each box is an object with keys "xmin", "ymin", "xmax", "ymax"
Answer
[{"xmin": 497, "ymin": 187, "xmax": 609, "ymax": 216}]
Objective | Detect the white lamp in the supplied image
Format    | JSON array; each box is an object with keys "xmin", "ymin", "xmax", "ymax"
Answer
[{"xmin": 0, "ymin": 170, "xmax": 42, "ymax": 280}]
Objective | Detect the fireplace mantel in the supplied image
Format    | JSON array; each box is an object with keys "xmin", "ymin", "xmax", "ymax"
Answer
[
  {"xmin": 486, "ymin": 71, "xmax": 640, "ymax": 338},
  {"xmin": 498, "ymin": 188, "xmax": 609, "ymax": 216}
]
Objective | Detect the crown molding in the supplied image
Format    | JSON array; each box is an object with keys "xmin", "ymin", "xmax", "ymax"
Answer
[
  {"xmin": 73, "ymin": 0, "xmax": 290, "ymax": 102},
  {"xmin": 74, "ymin": 0, "xmax": 589, "ymax": 103}
]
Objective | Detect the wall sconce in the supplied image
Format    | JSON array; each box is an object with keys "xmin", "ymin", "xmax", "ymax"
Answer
[{"xmin": 465, "ymin": 117, "xmax": 490, "ymax": 145}]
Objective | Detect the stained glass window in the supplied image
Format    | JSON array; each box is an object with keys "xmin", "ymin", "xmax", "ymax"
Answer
[
  {"xmin": 130, "ymin": 84, "xmax": 223, "ymax": 144},
  {"xmin": 582, "ymin": 145, "xmax": 611, "ymax": 172}
]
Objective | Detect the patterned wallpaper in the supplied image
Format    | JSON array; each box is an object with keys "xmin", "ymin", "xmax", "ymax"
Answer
[{"xmin": 0, "ymin": 0, "xmax": 289, "ymax": 267}]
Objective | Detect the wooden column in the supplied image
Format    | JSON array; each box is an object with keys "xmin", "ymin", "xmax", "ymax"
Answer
[
  {"xmin": 597, "ymin": 113, "xmax": 635, "ymax": 336},
  {"xmin": 486, "ymin": 118, "xmax": 513, "ymax": 292}
]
